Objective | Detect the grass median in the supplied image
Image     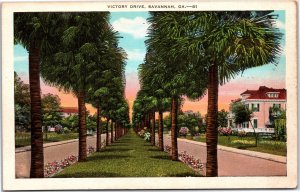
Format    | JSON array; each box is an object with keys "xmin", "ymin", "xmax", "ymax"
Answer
[{"xmin": 54, "ymin": 130, "xmax": 200, "ymax": 177}]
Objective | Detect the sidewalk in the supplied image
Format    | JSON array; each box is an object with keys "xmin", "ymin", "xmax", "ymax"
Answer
[
  {"xmin": 15, "ymin": 135, "xmax": 96, "ymax": 153},
  {"xmin": 162, "ymin": 135, "xmax": 286, "ymax": 176}
]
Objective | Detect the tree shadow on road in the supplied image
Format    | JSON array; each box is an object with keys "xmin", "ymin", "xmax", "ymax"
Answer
[
  {"xmin": 87, "ymin": 154, "xmax": 131, "ymax": 161},
  {"xmin": 148, "ymin": 148, "xmax": 160, "ymax": 152},
  {"xmin": 103, "ymin": 148, "xmax": 132, "ymax": 153}
]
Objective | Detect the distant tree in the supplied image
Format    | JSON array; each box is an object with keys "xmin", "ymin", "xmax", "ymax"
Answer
[
  {"xmin": 185, "ymin": 114, "xmax": 202, "ymax": 136},
  {"xmin": 15, "ymin": 104, "xmax": 30, "ymax": 131},
  {"xmin": 231, "ymin": 101, "xmax": 257, "ymax": 146},
  {"xmin": 14, "ymin": 72, "xmax": 30, "ymax": 106},
  {"xmin": 60, "ymin": 114, "xmax": 78, "ymax": 132},
  {"xmin": 86, "ymin": 113, "xmax": 97, "ymax": 132},
  {"xmin": 41, "ymin": 93, "xmax": 62, "ymax": 140},
  {"xmin": 162, "ymin": 114, "xmax": 171, "ymax": 131},
  {"xmin": 14, "ymin": 72, "xmax": 31, "ymax": 131},
  {"xmin": 218, "ymin": 109, "xmax": 229, "ymax": 128},
  {"xmin": 269, "ymin": 106, "xmax": 286, "ymax": 141}
]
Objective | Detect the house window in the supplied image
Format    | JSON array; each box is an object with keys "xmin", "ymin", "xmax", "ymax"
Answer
[
  {"xmin": 267, "ymin": 93, "xmax": 279, "ymax": 98},
  {"xmin": 242, "ymin": 122, "xmax": 249, "ymax": 128},
  {"xmin": 251, "ymin": 103, "xmax": 260, "ymax": 112},
  {"xmin": 245, "ymin": 104, "xmax": 249, "ymax": 110},
  {"xmin": 253, "ymin": 119, "xmax": 257, "ymax": 128},
  {"xmin": 273, "ymin": 103, "xmax": 281, "ymax": 108}
]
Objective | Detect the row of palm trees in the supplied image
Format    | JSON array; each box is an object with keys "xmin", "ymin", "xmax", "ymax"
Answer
[
  {"xmin": 14, "ymin": 12, "xmax": 130, "ymax": 178},
  {"xmin": 132, "ymin": 11, "xmax": 282, "ymax": 176}
]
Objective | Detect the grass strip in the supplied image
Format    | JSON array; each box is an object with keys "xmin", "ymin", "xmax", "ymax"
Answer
[
  {"xmin": 54, "ymin": 130, "xmax": 200, "ymax": 177},
  {"xmin": 190, "ymin": 134, "xmax": 286, "ymax": 156},
  {"xmin": 15, "ymin": 132, "xmax": 79, "ymax": 148}
]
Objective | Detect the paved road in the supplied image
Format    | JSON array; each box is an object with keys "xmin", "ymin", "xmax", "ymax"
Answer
[
  {"xmin": 162, "ymin": 135, "xmax": 287, "ymax": 176},
  {"xmin": 15, "ymin": 134, "xmax": 107, "ymax": 178},
  {"xmin": 15, "ymin": 133, "xmax": 286, "ymax": 178}
]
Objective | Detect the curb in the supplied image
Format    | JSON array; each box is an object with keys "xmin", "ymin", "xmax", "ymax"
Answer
[
  {"xmin": 167, "ymin": 136, "xmax": 286, "ymax": 164},
  {"xmin": 15, "ymin": 135, "xmax": 97, "ymax": 153}
]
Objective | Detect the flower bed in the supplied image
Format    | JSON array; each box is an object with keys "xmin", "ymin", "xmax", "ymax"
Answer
[
  {"xmin": 164, "ymin": 145, "xmax": 171, "ymax": 153},
  {"xmin": 44, "ymin": 145, "xmax": 96, "ymax": 177},
  {"xmin": 231, "ymin": 140, "xmax": 255, "ymax": 145},
  {"xmin": 179, "ymin": 127, "xmax": 189, "ymax": 137},
  {"xmin": 164, "ymin": 145, "xmax": 203, "ymax": 173},
  {"xmin": 218, "ymin": 127, "xmax": 232, "ymax": 136}
]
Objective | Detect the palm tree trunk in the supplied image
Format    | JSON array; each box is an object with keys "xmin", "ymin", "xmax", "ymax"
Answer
[
  {"xmin": 206, "ymin": 64, "xmax": 219, "ymax": 177},
  {"xmin": 78, "ymin": 90, "xmax": 87, "ymax": 162},
  {"xmin": 96, "ymin": 104, "xmax": 101, "ymax": 152},
  {"xmin": 106, "ymin": 118, "xmax": 109, "ymax": 146},
  {"xmin": 158, "ymin": 110, "xmax": 164, "ymax": 151},
  {"xmin": 29, "ymin": 44, "xmax": 44, "ymax": 178},
  {"xmin": 110, "ymin": 119, "xmax": 113, "ymax": 143},
  {"xmin": 171, "ymin": 95, "xmax": 179, "ymax": 161},
  {"xmin": 151, "ymin": 111, "xmax": 155, "ymax": 145}
]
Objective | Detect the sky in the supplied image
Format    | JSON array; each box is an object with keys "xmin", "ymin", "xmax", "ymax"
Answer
[{"xmin": 14, "ymin": 11, "xmax": 286, "ymax": 116}]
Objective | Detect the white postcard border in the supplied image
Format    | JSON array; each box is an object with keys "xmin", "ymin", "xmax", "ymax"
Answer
[{"xmin": 1, "ymin": 1, "xmax": 298, "ymax": 190}]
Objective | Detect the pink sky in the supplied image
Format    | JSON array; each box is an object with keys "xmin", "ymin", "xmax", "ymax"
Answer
[{"xmin": 20, "ymin": 67, "xmax": 285, "ymax": 119}]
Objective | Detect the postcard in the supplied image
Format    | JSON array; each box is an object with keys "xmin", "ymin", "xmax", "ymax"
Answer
[{"xmin": 1, "ymin": 0, "xmax": 298, "ymax": 190}]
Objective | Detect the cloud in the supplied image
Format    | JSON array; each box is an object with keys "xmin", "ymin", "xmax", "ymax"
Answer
[
  {"xmin": 112, "ymin": 17, "xmax": 149, "ymax": 39},
  {"xmin": 14, "ymin": 56, "xmax": 28, "ymax": 62},
  {"xmin": 275, "ymin": 20, "xmax": 285, "ymax": 29},
  {"xmin": 126, "ymin": 49, "xmax": 145, "ymax": 61}
]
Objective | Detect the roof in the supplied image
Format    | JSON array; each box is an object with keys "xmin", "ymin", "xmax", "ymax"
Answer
[
  {"xmin": 241, "ymin": 86, "xmax": 286, "ymax": 100},
  {"xmin": 61, "ymin": 107, "xmax": 78, "ymax": 113}
]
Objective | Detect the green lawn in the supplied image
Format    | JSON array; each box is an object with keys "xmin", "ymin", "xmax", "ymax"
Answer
[
  {"xmin": 54, "ymin": 130, "xmax": 200, "ymax": 177},
  {"xmin": 189, "ymin": 134, "xmax": 286, "ymax": 156},
  {"xmin": 15, "ymin": 132, "xmax": 79, "ymax": 148}
]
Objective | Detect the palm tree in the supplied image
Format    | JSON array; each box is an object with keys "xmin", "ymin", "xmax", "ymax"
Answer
[
  {"xmin": 41, "ymin": 12, "xmax": 111, "ymax": 161},
  {"xmin": 151, "ymin": 11, "xmax": 282, "ymax": 176},
  {"xmin": 14, "ymin": 13, "xmax": 64, "ymax": 178},
  {"xmin": 145, "ymin": 12, "xmax": 207, "ymax": 160},
  {"xmin": 85, "ymin": 22, "xmax": 125, "ymax": 151}
]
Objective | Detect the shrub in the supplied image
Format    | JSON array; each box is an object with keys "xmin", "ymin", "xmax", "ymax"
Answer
[
  {"xmin": 237, "ymin": 130, "xmax": 247, "ymax": 137},
  {"xmin": 231, "ymin": 130, "xmax": 238, "ymax": 136},
  {"xmin": 63, "ymin": 127, "xmax": 70, "ymax": 134},
  {"xmin": 274, "ymin": 119, "xmax": 286, "ymax": 141},
  {"xmin": 144, "ymin": 132, "xmax": 151, "ymax": 141},
  {"xmin": 218, "ymin": 127, "xmax": 232, "ymax": 136},
  {"xmin": 231, "ymin": 140, "xmax": 255, "ymax": 145},
  {"xmin": 138, "ymin": 129, "xmax": 145, "ymax": 137},
  {"xmin": 190, "ymin": 126, "xmax": 200, "ymax": 136},
  {"xmin": 179, "ymin": 127, "xmax": 189, "ymax": 137},
  {"xmin": 55, "ymin": 124, "xmax": 63, "ymax": 134}
]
